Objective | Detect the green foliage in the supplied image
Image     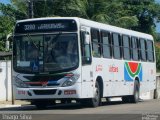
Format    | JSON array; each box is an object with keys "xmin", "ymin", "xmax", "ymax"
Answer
[
  {"xmin": 11, "ymin": 0, "xmax": 27, "ymax": 17},
  {"xmin": 0, "ymin": 40, "xmax": 5, "ymax": 51},
  {"xmin": 115, "ymin": 16, "xmax": 138, "ymax": 28},
  {"xmin": 0, "ymin": 16, "xmax": 14, "ymax": 35},
  {"xmin": 1, "ymin": 0, "xmax": 160, "ymax": 52},
  {"xmin": 121, "ymin": 0, "xmax": 160, "ymax": 36},
  {"xmin": 0, "ymin": 1, "xmax": 27, "ymax": 51},
  {"xmin": 155, "ymin": 45, "xmax": 160, "ymax": 71},
  {"xmin": 32, "ymin": 0, "xmax": 160, "ymax": 34}
]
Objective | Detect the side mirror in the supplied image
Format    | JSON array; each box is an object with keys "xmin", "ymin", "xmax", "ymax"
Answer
[{"xmin": 82, "ymin": 57, "xmax": 91, "ymax": 65}]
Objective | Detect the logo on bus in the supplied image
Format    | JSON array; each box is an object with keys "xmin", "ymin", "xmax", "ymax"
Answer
[
  {"xmin": 124, "ymin": 62, "xmax": 142, "ymax": 81},
  {"xmin": 42, "ymin": 81, "xmax": 48, "ymax": 87},
  {"xmin": 109, "ymin": 65, "xmax": 118, "ymax": 73},
  {"xmin": 96, "ymin": 65, "xmax": 103, "ymax": 72}
]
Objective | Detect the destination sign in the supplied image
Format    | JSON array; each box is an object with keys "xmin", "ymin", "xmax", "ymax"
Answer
[{"xmin": 15, "ymin": 19, "xmax": 77, "ymax": 34}]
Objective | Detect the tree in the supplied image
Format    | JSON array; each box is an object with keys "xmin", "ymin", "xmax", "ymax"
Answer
[
  {"xmin": 120, "ymin": 0, "xmax": 160, "ymax": 36},
  {"xmin": 1, "ymin": 0, "xmax": 160, "ymax": 51},
  {"xmin": 32, "ymin": 0, "xmax": 139, "ymax": 28},
  {"xmin": 0, "ymin": 0, "xmax": 27, "ymax": 51},
  {"xmin": 155, "ymin": 45, "xmax": 160, "ymax": 71}
]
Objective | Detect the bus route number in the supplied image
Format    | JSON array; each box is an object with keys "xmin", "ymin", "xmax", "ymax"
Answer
[{"xmin": 24, "ymin": 24, "xmax": 35, "ymax": 31}]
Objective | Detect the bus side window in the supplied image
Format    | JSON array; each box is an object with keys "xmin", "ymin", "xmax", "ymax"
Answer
[
  {"xmin": 101, "ymin": 31, "xmax": 112, "ymax": 58},
  {"xmin": 131, "ymin": 37, "xmax": 139, "ymax": 61},
  {"xmin": 146, "ymin": 40, "xmax": 154, "ymax": 62},
  {"xmin": 91, "ymin": 29, "xmax": 101, "ymax": 57},
  {"xmin": 112, "ymin": 33, "xmax": 122, "ymax": 59},
  {"xmin": 139, "ymin": 38, "xmax": 147, "ymax": 61},
  {"xmin": 80, "ymin": 31, "xmax": 92, "ymax": 65},
  {"xmin": 122, "ymin": 35, "xmax": 131, "ymax": 60}
]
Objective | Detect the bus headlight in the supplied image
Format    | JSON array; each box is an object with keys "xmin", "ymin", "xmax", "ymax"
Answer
[
  {"xmin": 14, "ymin": 77, "xmax": 29, "ymax": 88},
  {"xmin": 62, "ymin": 74, "xmax": 80, "ymax": 87}
]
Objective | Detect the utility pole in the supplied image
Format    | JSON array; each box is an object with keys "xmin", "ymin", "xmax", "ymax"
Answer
[{"xmin": 28, "ymin": 0, "xmax": 34, "ymax": 18}]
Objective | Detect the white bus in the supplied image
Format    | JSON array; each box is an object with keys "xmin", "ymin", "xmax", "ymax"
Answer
[{"xmin": 13, "ymin": 17, "xmax": 156, "ymax": 108}]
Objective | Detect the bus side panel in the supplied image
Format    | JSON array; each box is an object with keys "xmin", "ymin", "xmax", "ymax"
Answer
[
  {"xmin": 92, "ymin": 58, "xmax": 132, "ymax": 97},
  {"xmin": 101, "ymin": 58, "xmax": 114, "ymax": 97},
  {"xmin": 112, "ymin": 60, "xmax": 132, "ymax": 96},
  {"xmin": 91, "ymin": 59, "xmax": 156, "ymax": 98},
  {"xmin": 81, "ymin": 65, "xmax": 94, "ymax": 98},
  {"xmin": 140, "ymin": 62, "xmax": 156, "ymax": 94}
]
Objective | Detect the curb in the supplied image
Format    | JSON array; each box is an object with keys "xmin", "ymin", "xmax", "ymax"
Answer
[{"xmin": 0, "ymin": 104, "xmax": 22, "ymax": 109}]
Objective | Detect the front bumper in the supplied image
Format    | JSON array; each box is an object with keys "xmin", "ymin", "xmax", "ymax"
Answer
[{"xmin": 13, "ymin": 83, "xmax": 81, "ymax": 100}]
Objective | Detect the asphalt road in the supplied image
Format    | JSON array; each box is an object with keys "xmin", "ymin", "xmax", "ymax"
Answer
[{"xmin": 0, "ymin": 99, "xmax": 160, "ymax": 120}]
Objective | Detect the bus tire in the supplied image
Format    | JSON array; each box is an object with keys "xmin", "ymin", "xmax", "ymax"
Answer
[
  {"xmin": 122, "ymin": 96, "xmax": 130, "ymax": 103},
  {"xmin": 130, "ymin": 80, "xmax": 140, "ymax": 103},
  {"xmin": 35, "ymin": 102, "xmax": 48, "ymax": 109},
  {"xmin": 61, "ymin": 99, "xmax": 71, "ymax": 104},
  {"xmin": 33, "ymin": 100, "xmax": 55, "ymax": 109},
  {"xmin": 89, "ymin": 81, "xmax": 101, "ymax": 107}
]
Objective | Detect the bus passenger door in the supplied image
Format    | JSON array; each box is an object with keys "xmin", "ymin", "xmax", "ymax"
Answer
[{"xmin": 80, "ymin": 26, "xmax": 94, "ymax": 98}]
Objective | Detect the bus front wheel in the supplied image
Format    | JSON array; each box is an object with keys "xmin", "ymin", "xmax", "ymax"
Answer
[
  {"xmin": 80, "ymin": 81, "xmax": 101, "ymax": 107},
  {"xmin": 34, "ymin": 101, "xmax": 48, "ymax": 109},
  {"xmin": 33, "ymin": 100, "xmax": 55, "ymax": 109},
  {"xmin": 88, "ymin": 81, "xmax": 101, "ymax": 107}
]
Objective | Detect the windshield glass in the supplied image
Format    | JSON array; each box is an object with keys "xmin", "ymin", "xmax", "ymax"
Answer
[{"xmin": 13, "ymin": 33, "xmax": 78, "ymax": 73}]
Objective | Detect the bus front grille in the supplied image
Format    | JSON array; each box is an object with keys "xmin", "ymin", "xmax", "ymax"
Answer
[
  {"xmin": 33, "ymin": 89, "xmax": 57, "ymax": 95},
  {"xmin": 29, "ymin": 83, "xmax": 60, "ymax": 87}
]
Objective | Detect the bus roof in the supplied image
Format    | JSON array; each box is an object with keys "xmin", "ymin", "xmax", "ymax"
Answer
[{"xmin": 16, "ymin": 17, "xmax": 153, "ymax": 40}]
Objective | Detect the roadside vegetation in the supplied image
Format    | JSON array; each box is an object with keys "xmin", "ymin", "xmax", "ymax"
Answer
[{"xmin": 1, "ymin": 0, "xmax": 160, "ymax": 70}]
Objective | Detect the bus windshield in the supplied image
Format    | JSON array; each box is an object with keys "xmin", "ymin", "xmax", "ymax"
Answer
[{"xmin": 13, "ymin": 33, "xmax": 78, "ymax": 73}]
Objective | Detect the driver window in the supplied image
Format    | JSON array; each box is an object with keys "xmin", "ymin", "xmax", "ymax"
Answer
[{"xmin": 80, "ymin": 30, "xmax": 91, "ymax": 65}]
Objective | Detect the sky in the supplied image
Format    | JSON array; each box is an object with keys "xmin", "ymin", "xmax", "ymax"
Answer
[
  {"xmin": 1, "ymin": 0, "xmax": 160, "ymax": 32},
  {"xmin": 0, "ymin": 0, "xmax": 10, "ymax": 4}
]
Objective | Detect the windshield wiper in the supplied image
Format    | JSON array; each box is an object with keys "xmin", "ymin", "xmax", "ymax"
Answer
[
  {"xmin": 51, "ymin": 32, "xmax": 62, "ymax": 44},
  {"xmin": 27, "ymin": 34, "xmax": 38, "ymax": 49}
]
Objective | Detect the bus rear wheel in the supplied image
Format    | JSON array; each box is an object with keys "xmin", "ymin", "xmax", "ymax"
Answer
[
  {"xmin": 130, "ymin": 80, "xmax": 140, "ymax": 103},
  {"xmin": 122, "ymin": 96, "xmax": 130, "ymax": 103},
  {"xmin": 122, "ymin": 81, "xmax": 140, "ymax": 103}
]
